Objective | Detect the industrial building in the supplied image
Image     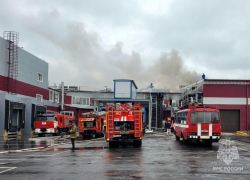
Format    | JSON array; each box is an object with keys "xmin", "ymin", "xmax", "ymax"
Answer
[
  {"xmin": 1, "ymin": 31, "xmax": 249, "ymax": 137},
  {"xmin": 179, "ymin": 79, "xmax": 250, "ymax": 132},
  {"xmin": 54, "ymin": 80, "xmax": 180, "ymax": 130},
  {"xmin": 0, "ymin": 32, "xmax": 60, "ymax": 136}
]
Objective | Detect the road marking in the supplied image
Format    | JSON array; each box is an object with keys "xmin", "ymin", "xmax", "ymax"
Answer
[
  {"xmin": 23, "ymin": 150, "xmax": 69, "ymax": 157},
  {"xmin": 0, "ymin": 167, "xmax": 17, "ymax": 174},
  {"xmin": 234, "ymin": 141, "xmax": 250, "ymax": 148},
  {"xmin": 51, "ymin": 150, "xmax": 69, "ymax": 156},
  {"xmin": 236, "ymin": 146, "xmax": 250, "ymax": 153},
  {"xmin": 0, "ymin": 159, "xmax": 25, "ymax": 161},
  {"xmin": 220, "ymin": 142, "xmax": 250, "ymax": 153}
]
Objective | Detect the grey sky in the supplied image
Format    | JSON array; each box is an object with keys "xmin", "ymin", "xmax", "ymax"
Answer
[{"xmin": 0, "ymin": 0, "xmax": 249, "ymax": 90}]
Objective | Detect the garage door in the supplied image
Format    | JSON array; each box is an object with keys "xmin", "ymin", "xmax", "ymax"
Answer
[{"xmin": 220, "ymin": 110, "xmax": 240, "ymax": 132}]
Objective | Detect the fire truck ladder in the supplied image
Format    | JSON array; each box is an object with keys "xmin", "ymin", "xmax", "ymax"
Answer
[
  {"xmin": 107, "ymin": 109, "xmax": 114, "ymax": 138},
  {"xmin": 134, "ymin": 111, "xmax": 141, "ymax": 137}
]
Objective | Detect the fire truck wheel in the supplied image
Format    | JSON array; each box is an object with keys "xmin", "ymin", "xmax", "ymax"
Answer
[
  {"xmin": 204, "ymin": 140, "xmax": 212, "ymax": 146},
  {"xmin": 109, "ymin": 141, "xmax": 118, "ymax": 147},
  {"xmin": 182, "ymin": 137, "xmax": 189, "ymax": 145},
  {"xmin": 56, "ymin": 129, "xmax": 60, "ymax": 136},
  {"xmin": 133, "ymin": 140, "xmax": 142, "ymax": 147},
  {"xmin": 175, "ymin": 135, "xmax": 180, "ymax": 141}
]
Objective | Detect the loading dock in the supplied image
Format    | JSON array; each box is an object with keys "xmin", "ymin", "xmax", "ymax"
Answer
[{"xmin": 5, "ymin": 100, "xmax": 26, "ymax": 135}]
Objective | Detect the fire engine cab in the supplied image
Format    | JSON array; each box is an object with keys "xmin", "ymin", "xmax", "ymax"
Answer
[
  {"xmin": 78, "ymin": 111, "xmax": 106, "ymax": 139},
  {"xmin": 174, "ymin": 103, "xmax": 221, "ymax": 145},
  {"xmin": 35, "ymin": 111, "xmax": 75, "ymax": 137},
  {"xmin": 105, "ymin": 103, "xmax": 143, "ymax": 146}
]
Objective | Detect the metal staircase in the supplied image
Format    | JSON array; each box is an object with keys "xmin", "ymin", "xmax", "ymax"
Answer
[{"xmin": 3, "ymin": 31, "xmax": 19, "ymax": 95}]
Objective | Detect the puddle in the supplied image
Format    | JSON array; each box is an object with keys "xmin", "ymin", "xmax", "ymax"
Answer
[
  {"xmin": 47, "ymin": 146, "xmax": 109, "ymax": 151},
  {"xmin": 0, "ymin": 135, "xmax": 61, "ymax": 151}
]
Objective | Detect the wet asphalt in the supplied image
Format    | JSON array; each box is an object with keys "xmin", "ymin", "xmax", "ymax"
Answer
[{"xmin": 0, "ymin": 133, "xmax": 250, "ymax": 180}]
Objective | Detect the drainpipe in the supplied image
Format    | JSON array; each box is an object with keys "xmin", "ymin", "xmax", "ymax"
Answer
[
  {"xmin": 247, "ymin": 83, "xmax": 249, "ymax": 132},
  {"xmin": 61, "ymin": 82, "xmax": 64, "ymax": 111}
]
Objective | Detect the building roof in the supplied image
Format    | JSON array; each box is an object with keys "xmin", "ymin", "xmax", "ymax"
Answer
[
  {"xmin": 113, "ymin": 79, "xmax": 138, "ymax": 89},
  {"xmin": 204, "ymin": 79, "xmax": 250, "ymax": 82}
]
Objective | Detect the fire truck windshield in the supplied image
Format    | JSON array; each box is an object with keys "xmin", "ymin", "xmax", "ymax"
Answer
[
  {"xmin": 196, "ymin": 112, "xmax": 219, "ymax": 124},
  {"xmin": 37, "ymin": 116, "xmax": 54, "ymax": 121}
]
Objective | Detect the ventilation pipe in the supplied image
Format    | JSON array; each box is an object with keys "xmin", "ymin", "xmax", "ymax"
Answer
[{"xmin": 61, "ymin": 82, "xmax": 64, "ymax": 111}]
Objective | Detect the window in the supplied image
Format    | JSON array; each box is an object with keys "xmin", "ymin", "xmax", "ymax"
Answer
[
  {"xmin": 72, "ymin": 97, "xmax": 90, "ymax": 106},
  {"xmin": 54, "ymin": 92, "xmax": 59, "ymax": 103},
  {"xmin": 37, "ymin": 73, "xmax": 43, "ymax": 82},
  {"xmin": 176, "ymin": 113, "xmax": 181, "ymax": 124},
  {"xmin": 65, "ymin": 119, "xmax": 73, "ymax": 126},
  {"xmin": 37, "ymin": 116, "xmax": 54, "ymax": 121},
  {"xmin": 181, "ymin": 112, "xmax": 187, "ymax": 124},
  {"xmin": 49, "ymin": 91, "xmax": 59, "ymax": 103},
  {"xmin": 193, "ymin": 111, "xmax": 220, "ymax": 124},
  {"xmin": 36, "ymin": 94, "xmax": 43, "ymax": 102},
  {"xmin": 49, "ymin": 90, "xmax": 54, "ymax": 101},
  {"xmin": 198, "ymin": 112, "xmax": 220, "ymax": 124}
]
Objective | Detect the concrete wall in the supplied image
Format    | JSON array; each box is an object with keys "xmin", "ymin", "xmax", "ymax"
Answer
[
  {"xmin": 0, "ymin": 91, "xmax": 24, "ymax": 136},
  {"xmin": 0, "ymin": 37, "xmax": 48, "ymax": 89},
  {"xmin": 18, "ymin": 48, "xmax": 48, "ymax": 89},
  {"xmin": 0, "ymin": 38, "xmax": 8, "ymax": 77},
  {"xmin": 0, "ymin": 92, "xmax": 6, "ymax": 136},
  {"xmin": 22, "ymin": 98, "xmax": 44, "ymax": 134}
]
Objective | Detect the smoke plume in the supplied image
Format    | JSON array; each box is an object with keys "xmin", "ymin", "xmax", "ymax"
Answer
[{"xmin": 23, "ymin": 9, "xmax": 201, "ymax": 91}]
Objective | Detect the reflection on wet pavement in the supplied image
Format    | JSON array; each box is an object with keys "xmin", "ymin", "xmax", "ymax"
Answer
[
  {"xmin": 1, "ymin": 133, "xmax": 250, "ymax": 179},
  {"xmin": 47, "ymin": 147, "xmax": 109, "ymax": 151},
  {"xmin": 0, "ymin": 135, "xmax": 63, "ymax": 151},
  {"xmin": 105, "ymin": 146, "xmax": 143, "ymax": 179},
  {"xmin": 0, "ymin": 135, "xmax": 35, "ymax": 151}
]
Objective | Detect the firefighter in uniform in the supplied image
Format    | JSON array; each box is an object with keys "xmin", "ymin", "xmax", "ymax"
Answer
[{"xmin": 69, "ymin": 121, "xmax": 77, "ymax": 150}]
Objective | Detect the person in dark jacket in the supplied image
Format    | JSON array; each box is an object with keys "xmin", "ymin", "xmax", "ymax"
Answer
[{"xmin": 165, "ymin": 120, "xmax": 172, "ymax": 136}]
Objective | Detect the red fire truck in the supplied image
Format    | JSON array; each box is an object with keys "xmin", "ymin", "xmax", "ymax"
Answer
[
  {"xmin": 105, "ymin": 103, "xmax": 143, "ymax": 146},
  {"xmin": 78, "ymin": 111, "xmax": 106, "ymax": 139},
  {"xmin": 174, "ymin": 103, "xmax": 221, "ymax": 145},
  {"xmin": 35, "ymin": 111, "xmax": 75, "ymax": 137}
]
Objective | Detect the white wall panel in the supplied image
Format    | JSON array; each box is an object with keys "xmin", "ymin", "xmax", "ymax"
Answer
[
  {"xmin": 203, "ymin": 97, "xmax": 246, "ymax": 105},
  {"xmin": 115, "ymin": 81, "xmax": 131, "ymax": 98},
  {"xmin": 0, "ymin": 37, "xmax": 9, "ymax": 76}
]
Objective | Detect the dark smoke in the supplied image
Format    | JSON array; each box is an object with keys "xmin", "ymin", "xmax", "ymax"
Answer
[{"xmin": 23, "ymin": 9, "xmax": 201, "ymax": 90}]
